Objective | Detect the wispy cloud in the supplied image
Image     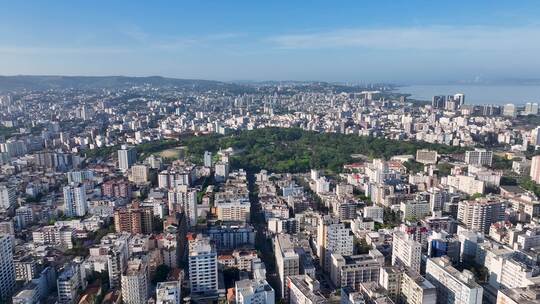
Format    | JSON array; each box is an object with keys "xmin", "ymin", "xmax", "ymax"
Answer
[
  {"xmin": 267, "ymin": 26, "xmax": 540, "ymax": 51},
  {"xmin": 0, "ymin": 30, "xmax": 244, "ymax": 55},
  {"xmin": 0, "ymin": 46, "xmax": 132, "ymax": 55}
]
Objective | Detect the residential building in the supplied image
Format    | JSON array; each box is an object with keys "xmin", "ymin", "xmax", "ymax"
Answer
[
  {"xmin": 0, "ymin": 235, "xmax": 15, "ymax": 300},
  {"xmin": 425, "ymin": 257, "xmax": 483, "ymax": 304},
  {"xmin": 118, "ymin": 145, "xmax": 137, "ymax": 172},
  {"xmin": 121, "ymin": 258, "xmax": 149, "ymax": 304},
  {"xmin": 457, "ymin": 198, "xmax": 506, "ymax": 234},
  {"xmin": 189, "ymin": 235, "xmax": 218, "ymax": 295},
  {"xmin": 317, "ymin": 215, "xmax": 354, "ymax": 273},
  {"xmin": 392, "ymin": 230, "xmax": 422, "ymax": 274}
]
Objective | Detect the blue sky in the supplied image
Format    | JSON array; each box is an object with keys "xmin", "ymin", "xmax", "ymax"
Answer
[{"xmin": 1, "ymin": 1, "xmax": 540, "ymax": 83}]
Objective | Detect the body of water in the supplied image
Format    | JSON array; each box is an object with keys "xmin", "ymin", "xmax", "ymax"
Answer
[{"xmin": 396, "ymin": 84, "xmax": 540, "ymax": 105}]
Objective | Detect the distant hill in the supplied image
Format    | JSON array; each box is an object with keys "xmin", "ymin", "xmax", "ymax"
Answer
[{"xmin": 0, "ymin": 75, "xmax": 245, "ymax": 92}]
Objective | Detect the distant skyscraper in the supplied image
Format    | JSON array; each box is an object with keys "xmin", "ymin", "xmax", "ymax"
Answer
[
  {"xmin": 118, "ymin": 145, "xmax": 137, "ymax": 172},
  {"xmin": 503, "ymin": 104, "xmax": 517, "ymax": 117},
  {"xmin": 454, "ymin": 93, "xmax": 465, "ymax": 107},
  {"xmin": 525, "ymin": 102, "xmax": 539, "ymax": 115},
  {"xmin": 432, "ymin": 95, "xmax": 446, "ymax": 109},
  {"xmin": 530, "ymin": 155, "xmax": 540, "ymax": 183},
  {"xmin": 63, "ymin": 183, "xmax": 87, "ymax": 217},
  {"xmin": 0, "ymin": 235, "xmax": 15, "ymax": 300}
]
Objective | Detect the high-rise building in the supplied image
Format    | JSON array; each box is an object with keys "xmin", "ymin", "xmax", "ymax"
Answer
[
  {"xmin": 204, "ymin": 151, "xmax": 213, "ymax": 168},
  {"xmin": 432, "ymin": 95, "xmax": 446, "ymax": 109},
  {"xmin": 425, "ymin": 257, "xmax": 483, "ymax": 304},
  {"xmin": 168, "ymin": 186, "xmax": 198, "ymax": 226},
  {"xmin": 0, "ymin": 184, "xmax": 16, "ymax": 211},
  {"xmin": 465, "ymin": 149, "xmax": 493, "ymax": 167},
  {"xmin": 189, "ymin": 235, "xmax": 218, "ymax": 295},
  {"xmin": 215, "ymin": 161, "xmax": 230, "ymax": 182},
  {"xmin": 118, "ymin": 145, "xmax": 137, "ymax": 172},
  {"xmin": 392, "ymin": 230, "xmax": 422, "ymax": 274},
  {"xmin": 63, "ymin": 183, "xmax": 87, "ymax": 217},
  {"xmin": 114, "ymin": 201, "xmax": 154, "ymax": 234},
  {"xmin": 0, "ymin": 235, "xmax": 15, "ymax": 300},
  {"xmin": 317, "ymin": 215, "xmax": 354, "ymax": 273},
  {"xmin": 66, "ymin": 170, "xmax": 94, "ymax": 184},
  {"xmin": 57, "ymin": 262, "xmax": 86, "ymax": 304},
  {"xmin": 400, "ymin": 270, "xmax": 437, "ymax": 304},
  {"xmin": 274, "ymin": 234, "xmax": 300, "ymax": 299},
  {"xmin": 524, "ymin": 102, "xmax": 539, "ymax": 115},
  {"xmin": 454, "ymin": 93, "xmax": 465, "ymax": 108},
  {"xmin": 530, "ymin": 155, "xmax": 540, "ymax": 183},
  {"xmin": 129, "ymin": 164, "xmax": 149, "ymax": 184},
  {"xmin": 121, "ymin": 258, "xmax": 149, "ymax": 304},
  {"xmin": 457, "ymin": 198, "xmax": 506, "ymax": 234},
  {"xmin": 503, "ymin": 104, "xmax": 517, "ymax": 118},
  {"xmin": 530, "ymin": 127, "xmax": 540, "ymax": 147},
  {"xmin": 156, "ymin": 281, "xmax": 182, "ymax": 304}
]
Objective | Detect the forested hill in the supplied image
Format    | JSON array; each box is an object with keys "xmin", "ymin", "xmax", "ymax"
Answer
[{"xmin": 0, "ymin": 75, "xmax": 244, "ymax": 92}]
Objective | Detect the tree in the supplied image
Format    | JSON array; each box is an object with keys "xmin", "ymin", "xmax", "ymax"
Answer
[{"xmin": 152, "ymin": 265, "xmax": 171, "ymax": 284}]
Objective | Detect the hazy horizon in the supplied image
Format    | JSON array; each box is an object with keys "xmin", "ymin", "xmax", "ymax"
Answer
[{"xmin": 2, "ymin": 1, "xmax": 540, "ymax": 83}]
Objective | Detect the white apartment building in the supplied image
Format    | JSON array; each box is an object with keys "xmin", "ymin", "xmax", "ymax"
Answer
[
  {"xmin": 121, "ymin": 258, "xmax": 149, "ymax": 304},
  {"xmin": 400, "ymin": 200, "xmax": 430, "ymax": 221},
  {"xmin": 425, "ymin": 257, "xmax": 483, "ymax": 304},
  {"xmin": 457, "ymin": 198, "xmax": 506, "ymax": 234},
  {"xmin": 530, "ymin": 155, "xmax": 540, "ymax": 183},
  {"xmin": 63, "ymin": 183, "xmax": 87, "ymax": 217},
  {"xmin": 168, "ymin": 186, "xmax": 198, "ymax": 226},
  {"xmin": 392, "ymin": 230, "xmax": 422, "ymax": 274},
  {"xmin": 0, "ymin": 184, "xmax": 16, "ymax": 210},
  {"xmin": 235, "ymin": 279, "xmax": 275, "ymax": 304},
  {"xmin": 317, "ymin": 215, "xmax": 354, "ymax": 273},
  {"xmin": 215, "ymin": 198, "xmax": 250, "ymax": 222},
  {"xmin": 189, "ymin": 235, "xmax": 218, "ymax": 294},
  {"xmin": 400, "ymin": 270, "xmax": 437, "ymax": 304},
  {"xmin": 118, "ymin": 145, "xmax": 137, "ymax": 172}
]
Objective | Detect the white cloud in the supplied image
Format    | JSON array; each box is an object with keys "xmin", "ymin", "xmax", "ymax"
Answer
[{"xmin": 267, "ymin": 26, "xmax": 540, "ymax": 51}]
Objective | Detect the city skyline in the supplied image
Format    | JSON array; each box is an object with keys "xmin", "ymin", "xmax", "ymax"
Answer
[{"xmin": 1, "ymin": 1, "xmax": 540, "ymax": 83}]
